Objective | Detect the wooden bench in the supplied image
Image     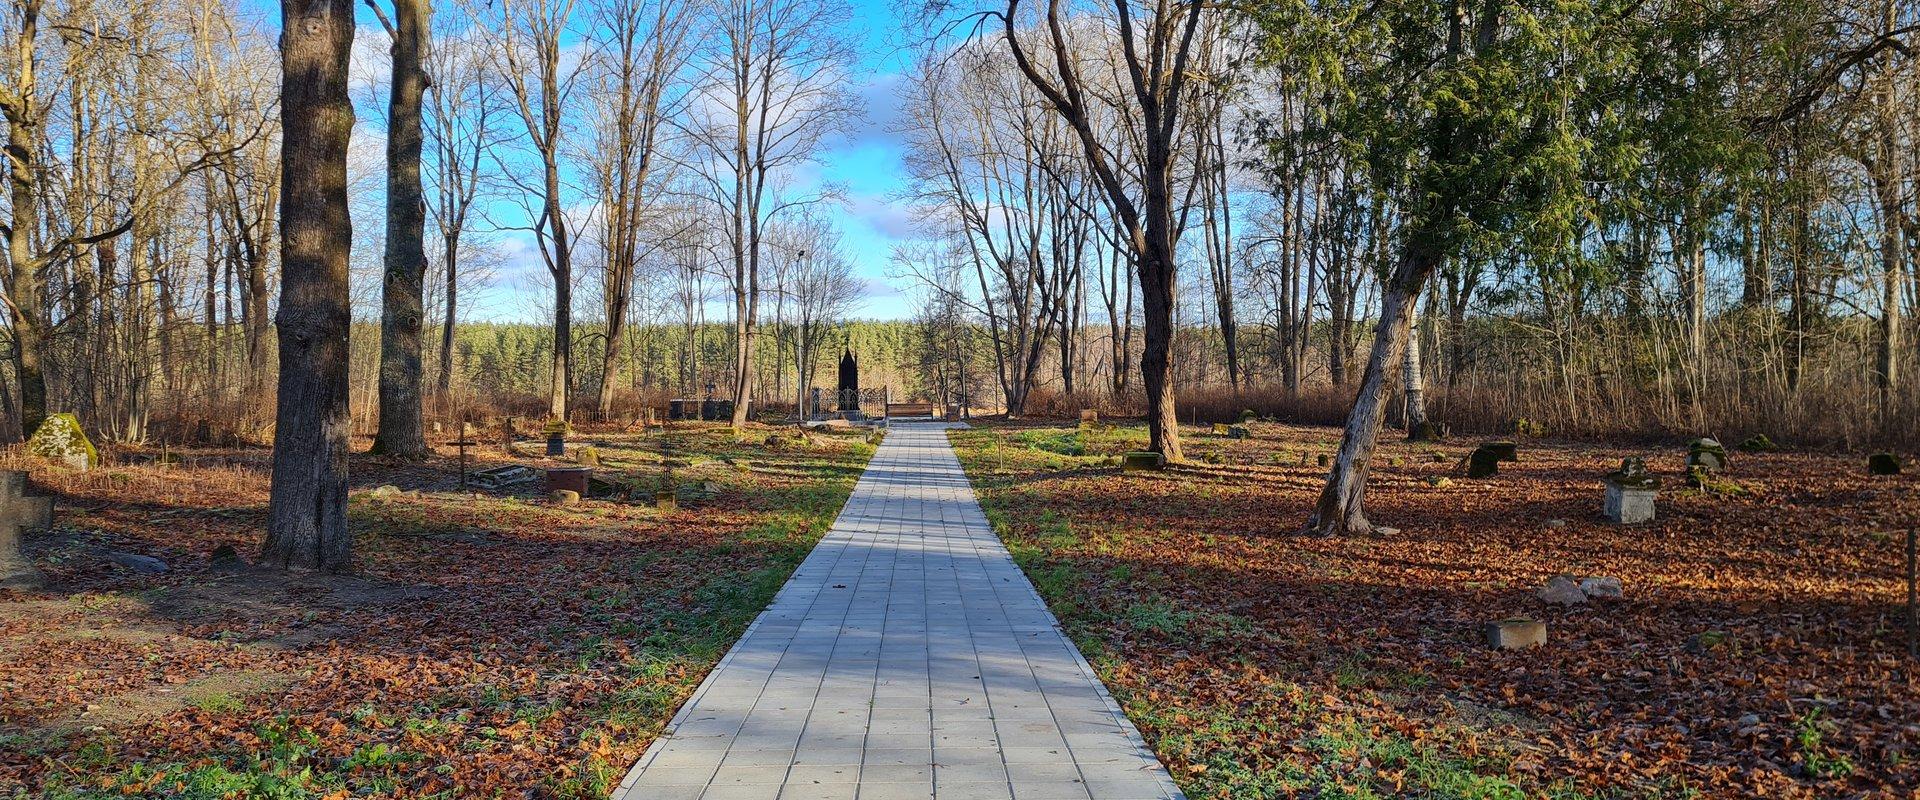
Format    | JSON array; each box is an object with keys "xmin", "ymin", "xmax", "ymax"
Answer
[{"xmin": 885, "ymin": 402, "xmax": 937, "ymax": 419}]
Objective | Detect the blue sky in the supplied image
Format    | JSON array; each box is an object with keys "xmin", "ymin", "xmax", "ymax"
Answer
[
  {"xmin": 813, "ymin": 0, "xmax": 921, "ymax": 320},
  {"xmin": 323, "ymin": 0, "xmax": 927, "ymax": 323}
]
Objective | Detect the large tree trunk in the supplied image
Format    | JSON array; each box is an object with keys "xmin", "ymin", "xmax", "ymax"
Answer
[
  {"xmin": 263, "ymin": 0, "xmax": 356, "ymax": 572},
  {"xmin": 598, "ymin": 306, "xmax": 626, "ymax": 419},
  {"xmin": 1871, "ymin": 87, "xmax": 1904, "ymax": 414},
  {"xmin": 1139, "ymin": 214, "xmax": 1183, "ymax": 460},
  {"xmin": 1309, "ymin": 242, "xmax": 1435, "ymax": 536},
  {"xmin": 372, "ymin": 0, "xmax": 431, "ymax": 458},
  {"xmin": 4, "ymin": 0, "xmax": 48, "ymax": 440},
  {"xmin": 731, "ymin": 285, "xmax": 752, "ymax": 427},
  {"xmin": 551, "ymin": 261, "xmax": 572, "ymax": 420}
]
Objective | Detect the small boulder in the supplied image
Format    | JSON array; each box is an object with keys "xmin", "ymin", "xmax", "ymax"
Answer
[
  {"xmin": 367, "ymin": 484, "xmax": 402, "ymax": 500},
  {"xmin": 1545, "ymin": 518, "xmax": 1568, "ymax": 529},
  {"xmin": 548, "ymin": 489, "xmax": 580, "ymax": 506},
  {"xmin": 1738, "ymin": 434, "xmax": 1777, "ymax": 452},
  {"xmin": 1484, "ymin": 618, "xmax": 1546, "ymax": 650},
  {"xmin": 1536, "ymin": 575, "xmax": 1588, "ymax": 605},
  {"xmin": 1868, "ymin": 452, "xmax": 1903, "ymax": 475},
  {"xmin": 26, "ymin": 413, "xmax": 99, "ymax": 471},
  {"xmin": 1426, "ymin": 476, "xmax": 1454, "ymax": 489},
  {"xmin": 575, "ymin": 446, "xmax": 601, "ymax": 467},
  {"xmin": 1687, "ymin": 437, "xmax": 1727, "ymax": 474},
  {"xmin": 107, "ymin": 551, "xmax": 168, "ymax": 574},
  {"xmin": 1578, "ymin": 576, "xmax": 1623, "ymax": 599},
  {"xmin": 1226, "ymin": 425, "xmax": 1252, "ymax": 440}
]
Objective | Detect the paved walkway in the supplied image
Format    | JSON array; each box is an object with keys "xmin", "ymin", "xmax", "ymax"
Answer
[{"xmin": 614, "ymin": 423, "xmax": 1183, "ymax": 800}]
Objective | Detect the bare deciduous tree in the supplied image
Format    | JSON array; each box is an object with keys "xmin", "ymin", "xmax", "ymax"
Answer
[{"xmin": 264, "ymin": 0, "xmax": 356, "ymax": 571}]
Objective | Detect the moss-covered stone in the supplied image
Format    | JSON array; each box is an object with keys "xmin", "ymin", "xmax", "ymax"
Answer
[
  {"xmin": 1687, "ymin": 437, "xmax": 1728, "ymax": 473},
  {"xmin": 27, "ymin": 413, "xmax": 97, "ymax": 470},
  {"xmin": 1409, "ymin": 420, "xmax": 1450, "ymax": 441}
]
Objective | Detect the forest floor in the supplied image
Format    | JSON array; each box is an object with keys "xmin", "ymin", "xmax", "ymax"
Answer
[
  {"xmin": 950, "ymin": 421, "xmax": 1920, "ymax": 800},
  {"xmin": 0, "ymin": 422, "xmax": 875, "ymax": 798}
]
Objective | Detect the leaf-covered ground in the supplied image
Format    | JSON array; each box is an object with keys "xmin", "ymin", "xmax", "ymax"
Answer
[
  {"xmin": 951, "ymin": 422, "xmax": 1920, "ymax": 799},
  {"xmin": 1, "ymin": 423, "xmax": 874, "ymax": 798}
]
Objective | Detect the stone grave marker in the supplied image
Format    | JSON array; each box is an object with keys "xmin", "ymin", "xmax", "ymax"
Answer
[
  {"xmin": 1080, "ymin": 409, "xmax": 1098, "ymax": 425},
  {"xmin": 1, "ymin": 471, "xmax": 54, "ymax": 588},
  {"xmin": 1603, "ymin": 456, "xmax": 1659, "ymax": 524},
  {"xmin": 1869, "ymin": 452, "xmax": 1903, "ymax": 475},
  {"xmin": 1484, "ymin": 618, "xmax": 1546, "ymax": 650},
  {"xmin": 1226, "ymin": 425, "xmax": 1251, "ymax": 440},
  {"xmin": 27, "ymin": 413, "xmax": 97, "ymax": 471},
  {"xmin": 1686, "ymin": 437, "xmax": 1727, "ymax": 474},
  {"xmin": 1122, "ymin": 451, "xmax": 1166, "ymax": 471},
  {"xmin": 1467, "ymin": 441, "xmax": 1517, "ymax": 478},
  {"xmin": 471, "ymin": 464, "xmax": 537, "ymax": 489}
]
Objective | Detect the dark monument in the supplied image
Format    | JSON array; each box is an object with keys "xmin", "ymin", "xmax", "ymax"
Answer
[{"xmin": 837, "ymin": 349, "xmax": 860, "ymax": 411}]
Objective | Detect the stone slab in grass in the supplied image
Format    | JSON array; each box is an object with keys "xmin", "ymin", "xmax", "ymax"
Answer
[{"xmin": 1485, "ymin": 618, "xmax": 1546, "ymax": 650}]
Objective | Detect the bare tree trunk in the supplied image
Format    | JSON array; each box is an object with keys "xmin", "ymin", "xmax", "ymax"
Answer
[
  {"xmin": 2, "ymin": 0, "xmax": 49, "ymax": 440},
  {"xmin": 439, "ymin": 227, "xmax": 458, "ymax": 396},
  {"xmin": 1871, "ymin": 62, "xmax": 1904, "ymax": 415},
  {"xmin": 263, "ymin": 0, "xmax": 356, "ymax": 572},
  {"xmin": 1310, "ymin": 242, "xmax": 1434, "ymax": 535},
  {"xmin": 371, "ymin": 0, "xmax": 431, "ymax": 458}
]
